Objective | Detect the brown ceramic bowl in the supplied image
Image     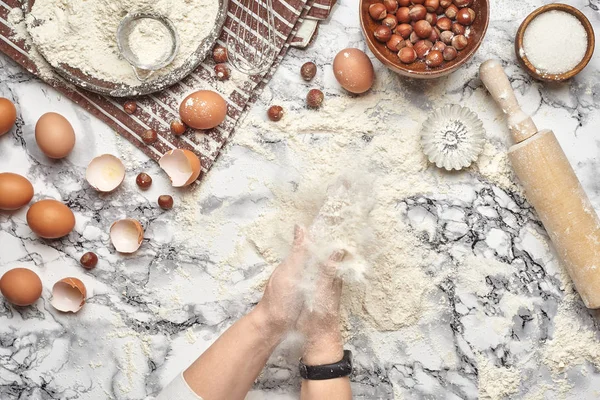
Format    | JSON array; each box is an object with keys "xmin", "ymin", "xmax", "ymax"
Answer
[
  {"xmin": 359, "ymin": 0, "xmax": 490, "ymax": 79},
  {"xmin": 515, "ymin": 3, "xmax": 595, "ymax": 82}
]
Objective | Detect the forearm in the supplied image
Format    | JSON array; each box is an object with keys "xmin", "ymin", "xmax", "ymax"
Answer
[
  {"xmin": 300, "ymin": 334, "xmax": 352, "ymax": 400},
  {"xmin": 182, "ymin": 305, "xmax": 283, "ymax": 400}
]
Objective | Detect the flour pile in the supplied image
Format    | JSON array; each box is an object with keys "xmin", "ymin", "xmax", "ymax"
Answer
[{"xmin": 26, "ymin": 0, "xmax": 220, "ymax": 86}]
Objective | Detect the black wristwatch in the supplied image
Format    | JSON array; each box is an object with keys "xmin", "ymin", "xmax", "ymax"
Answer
[{"xmin": 299, "ymin": 350, "xmax": 353, "ymax": 380}]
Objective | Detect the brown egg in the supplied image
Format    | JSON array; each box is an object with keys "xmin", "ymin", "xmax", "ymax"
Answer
[
  {"xmin": 179, "ymin": 90, "xmax": 227, "ymax": 130},
  {"xmin": 0, "ymin": 268, "xmax": 43, "ymax": 306},
  {"xmin": 0, "ymin": 98, "xmax": 17, "ymax": 136},
  {"xmin": 26, "ymin": 199, "xmax": 75, "ymax": 239},
  {"xmin": 35, "ymin": 112, "xmax": 76, "ymax": 159},
  {"xmin": 0, "ymin": 173, "xmax": 34, "ymax": 210},
  {"xmin": 332, "ymin": 48, "xmax": 375, "ymax": 94}
]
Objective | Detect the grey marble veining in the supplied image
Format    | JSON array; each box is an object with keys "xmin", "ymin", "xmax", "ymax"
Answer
[{"xmin": 2, "ymin": 0, "xmax": 600, "ymax": 399}]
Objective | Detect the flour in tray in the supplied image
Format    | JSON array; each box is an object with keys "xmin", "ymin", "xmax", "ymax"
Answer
[{"xmin": 26, "ymin": 0, "xmax": 220, "ymax": 86}]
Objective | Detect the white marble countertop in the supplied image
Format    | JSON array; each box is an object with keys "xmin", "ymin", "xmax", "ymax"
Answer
[{"xmin": 2, "ymin": 0, "xmax": 600, "ymax": 399}]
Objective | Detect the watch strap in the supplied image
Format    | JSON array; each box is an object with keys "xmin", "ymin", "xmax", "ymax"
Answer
[{"xmin": 299, "ymin": 350, "xmax": 353, "ymax": 380}]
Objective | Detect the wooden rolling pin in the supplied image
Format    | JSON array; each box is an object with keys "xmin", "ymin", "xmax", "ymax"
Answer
[{"xmin": 480, "ymin": 59, "xmax": 600, "ymax": 308}]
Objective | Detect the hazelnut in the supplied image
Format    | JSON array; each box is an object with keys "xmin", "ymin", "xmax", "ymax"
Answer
[
  {"xmin": 141, "ymin": 129, "xmax": 158, "ymax": 144},
  {"xmin": 267, "ymin": 105, "xmax": 284, "ymax": 121},
  {"xmin": 451, "ymin": 22, "xmax": 465, "ymax": 35},
  {"xmin": 301, "ymin": 62, "xmax": 317, "ymax": 81},
  {"xmin": 445, "ymin": 4, "xmax": 458, "ymax": 19},
  {"xmin": 369, "ymin": 3, "xmax": 387, "ymax": 20},
  {"xmin": 436, "ymin": 17, "xmax": 452, "ymax": 31},
  {"xmin": 397, "ymin": 39, "xmax": 409, "ymax": 50},
  {"xmin": 456, "ymin": 7, "xmax": 475, "ymax": 25},
  {"xmin": 123, "ymin": 100, "xmax": 137, "ymax": 114},
  {"xmin": 386, "ymin": 34, "xmax": 405, "ymax": 51},
  {"xmin": 170, "ymin": 119, "xmax": 186, "ymax": 136},
  {"xmin": 414, "ymin": 40, "xmax": 433, "ymax": 59},
  {"xmin": 425, "ymin": 12, "xmax": 437, "ymax": 25},
  {"xmin": 395, "ymin": 23, "xmax": 413, "ymax": 39},
  {"xmin": 398, "ymin": 47, "xmax": 417, "ymax": 64},
  {"xmin": 383, "ymin": 0, "xmax": 399, "ymax": 13},
  {"xmin": 136, "ymin": 172, "xmax": 152, "ymax": 189},
  {"xmin": 80, "ymin": 252, "xmax": 98, "ymax": 269},
  {"xmin": 374, "ymin": 25, "xmax": 393, "ymax": 42},
  {"xmin": 213, "ymin": 45, "xmax": 228, "ymax": 63},
  {"xmin": 158, "ymin": 195, "xmax": 174, "ymax": 210},
  {"xmin": 396, "ymin": 7, "xmax": 411, "ymax": 23},
  {"xmin": 382, "ymin": 14, "xmax": 398, "ymax": 30},
  {"xmin": 451, "ymin": 34, "xmax": 468, "ymax": 50},
  {"xmin": 432, "ymin": 41, "xmax": 446, "ymax": 52},
  {"xmin": 409, "ymin": 31, "xmax": 419, "ymax": 44},
  {"xmin": 413, "ymin": 20, "xmax": 432, "ymax": 39},
  {"xmin": 307, "ymin": 89, "xmax": 324, "ymax": 109},
  {"xmin": 398, "ymin": 0, "xmax": 410, "ymax": 5},
  {"xmin": 453, "ymin": 0, "xmax": 472, "ymax": 7},
  {"xmin": 440, "ymin": 30, "xmax": 454, "ymax": 44},
  {"xmin": 214, "ymin": 63, "xmax": 230, "ymax": 81},
  {"xmin": 409, "ymin": 5, "xmax": 427, "ymax": 21},
  {"xmin": 425, "ymin": 50, "xmax": 444, "ymax": 67},
  {"xmin": 440, "ymin": 0, "xmax": 452, "ymax": 7},
  {"xmin": 435, "ymin": 6, "xmax": 444, "ymax": 14},
  {"xmin": 404, "ymin": 39, "xmax": 414, "ymax": 48},
  {"xmin": 423, "ymin": 0, "xmax": 439, "ymax": 12},
  {"xmin": 411, "ymin": 0, "xmax": 425, "ymax": 4},
  {"xmin": 443, "ymin": 46, "xmax": 458, "ymax": 61}
]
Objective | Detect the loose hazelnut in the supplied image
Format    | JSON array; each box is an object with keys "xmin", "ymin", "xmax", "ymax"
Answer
[
  {"xmin": 445, "ymin": 4, "xmax": 458, "ymax": 19},
  {"xmin": 440, "ymin": 30, "xmax": 454, "ymax": 44},
  {"xmin": 409, "ymin": 31, "xmax": 419, "ymax": 44},
  {"xmin": 170, "ymin": 119, "xmax": 186, "ymax": 136},
  {"xmin": 307, "ymin": 89, "xmax": 324, "ymax": 109},
  {"xmin": 387, "ymin": 34, "xmax": 405, "ymax": 51},
  {"xmin": 369, "ymin": 3, "xmax": 387, "ymax": 20},
  {"xmin": 436, "ymin": 17, "xmax": 452, "ymax": 31},
  {"xmin": 398, "ymin": 47, "xmax": 417, "ymax": 64},
  {"xmin": 399, "ymin": 0, "xmax": 410, "ymax": 5},
  {"xmin": 453, "ymin": 0, "xmax": 472, "ymax": 7},
  {"xmin": 383, "ymin": 0, "xmax": 399, "ymax": 13},
  {"xmin": 382, "ymin": 14, "xmax": 398, "ymax": 30},
  {"xmin": 425, "ymin": 50, "xmax": 444, "ymax": 67},
  {"xmin": 396, "ymin": 7, "xmax": 411, "ymax": 23},
  {"xmin": 451, "ymin": 22, "xmax": 465, "ymax": 35},
  {"xmin": 141, "ymin": 129, "xmax": 158, "ymax": 144},
  {"xmin": 413, "ymin": 20, "xmax": 432, "ymax": 39},
  {"xmin": 80, "ymin": 252, "xmax": 98, "ymax": 269},
  {"xmin": 267, "ymin": 105, "xmax": 284, "ymax": 121},
  {"xmin": 395, "ymin": 23, "xmax": 413, "ymax": 39},
  {"xmin": 213, "ymin": 46, "xmax": 228, "ymax": 63},
  {"xmin": 440, "ymin": 0, "xmax": 452, "ymax": 7},
  {"xmin": 374, "ymin": 25, "xmax": 393, "ymax": 42},
  {"xmin": 414, "ymin": 40, "xmax": 433, "ymax": 59},
  {"xmin": 425, "ymin": 12, "xmax": 437, "ymax": 26},
  {"xmin": 214, "ymin": 63, "xmax": 230, "ymax": 81},
  {"xmin": 123, "ymin": 101, "xmax": 137, "ymax": 114},
  {"xmin": 158, "ymin": 195, "xmax": 174, "ymax": 210},
  {"xmin": 301, "ymin": 62, "xmax": 317, "ymax": 81},
  {"xmin": 432, "ymin": 41, "xmax": 446, "ymax": 52},
  {"xmin": 136, "ymin": 172, "xmax": 152, "ymax": 189},
  {"xmin": 423, "ymin": 0, "xmax": 439, "ymax": 12},
  {"xmin": 451, "ymin": 34, "xmax": 468, "ymax": 50},
  {"xmin": 443, "ymin": 46, "xmax": 458, "ymax": 61},
  {"xmin": 409, "ymin": 5, "xmax": 427, "ymax": 21},
  {"xmin": 456, "ymin": 7, "xmax": 475, "ymax": 25},
  {"xmin": 429, "ymin": 27, "xmax": 440, "ymax": 42}
]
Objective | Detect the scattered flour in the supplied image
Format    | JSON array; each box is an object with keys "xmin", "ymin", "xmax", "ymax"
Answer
[{"xmin": 477, "ymin": 354, "xmax": 522, "ymax": 400}]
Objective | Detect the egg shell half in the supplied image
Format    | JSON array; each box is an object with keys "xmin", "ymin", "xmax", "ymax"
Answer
[
  {"xmin": 86, "ymin": 154, "xmax": 126, "ymax": 192},
  {"xmin": 110, "ymin": 219, "xmax": 144, "ymax": 253},
  {"xmin": 35, "ymin": 112, "xmax": 76, "ymax": 159},
  {"xmin": 159, "ymin": 149, "xmax": 202, "ymax": 187},
  {"xmin": 179, "ymin": 90, "xmax": 227, "ymax": 130},
  {"xmin": 0, "ymin": 98, "xmax": 17, "ymax": 136},
  {"xmin": 332, "ymin": 48, "xmax": 375, "ymax": 94},
  {"xmin": 26, "ymin": 199, "xmax": 75, "ymax": 239},
  {"xmin": 0, "ymin": 172, "xmax": 34, "ymax": 210},
  {"xmin": 51, "ymin": 277, "xmax": 86, "ymax": 313},
  {"xmin": 0, "ymin": 268, "xmax": 43, "ymax": 306}
]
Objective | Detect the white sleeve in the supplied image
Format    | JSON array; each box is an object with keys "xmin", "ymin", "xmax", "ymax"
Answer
[{"xmin": 155, "ymin": 372, "xmax": 204, "ymax": 400}]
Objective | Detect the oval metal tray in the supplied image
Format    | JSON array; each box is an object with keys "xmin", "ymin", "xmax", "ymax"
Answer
[{"xmin": 24, "ymin": 0, "xmax": 228, "ymax": 97}]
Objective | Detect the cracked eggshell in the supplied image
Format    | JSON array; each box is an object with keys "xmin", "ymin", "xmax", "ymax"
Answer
[
  {"xmin": 86, "ymin": 154, "xmax": 126, "ymax": 192},
  {"xmin": 51, "ymin": 277, "xmax": 86, "ymax": 313},
  {"xmin": 110, "ymin": 219, "xmax": 144, "ymax": 253},
  {"xmin": 159, "ymin": 149, "xmax": 201, "ymax": 187}
]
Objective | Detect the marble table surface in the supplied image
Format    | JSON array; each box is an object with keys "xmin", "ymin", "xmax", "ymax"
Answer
[{"xmin": 3, "ymin": 0, "xmax": 600, "ymax": 399}]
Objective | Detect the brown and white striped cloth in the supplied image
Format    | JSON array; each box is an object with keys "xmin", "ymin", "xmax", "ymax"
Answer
[{"xmin": 0, "ymin": 0, "xmax": 334, "ymax": 180}]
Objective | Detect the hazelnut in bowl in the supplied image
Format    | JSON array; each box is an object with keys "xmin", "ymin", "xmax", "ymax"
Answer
[{"xmin": 360, "ymin": 0, "xmax": 490, "ymax": 79}]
